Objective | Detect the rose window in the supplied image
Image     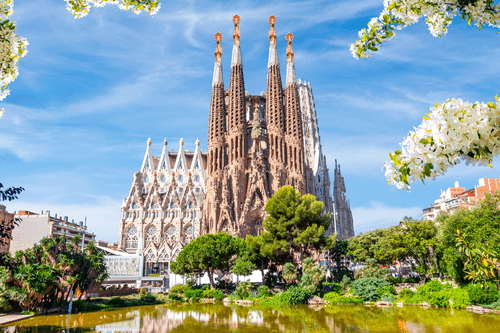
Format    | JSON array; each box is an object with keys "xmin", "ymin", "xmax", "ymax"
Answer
[
  {"xmin": 166, "ymin": 226, "xmax": 177, "ymax": 246},
  {"xmin": 146, "ymin": 226, "xmax": 157, "ymax": 243},
  {"xmin": 125, "ymin": 226, "xmax": 138, "ymax": 249}
]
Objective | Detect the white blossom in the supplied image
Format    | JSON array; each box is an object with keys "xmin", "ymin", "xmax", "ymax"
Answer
[
  {"xmin": 350, "ymin": 0, "xmax": 500, "ymax": 59},
  {"xmin": 385, "ymin": 97, "xmax": 500, "ymax": 190}
]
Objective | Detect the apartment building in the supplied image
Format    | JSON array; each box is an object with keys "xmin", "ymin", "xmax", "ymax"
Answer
[
  {"xmin": 423, "ymin": 178, "xmax": 500, "ymax": 221},
  {"xmin": 10, "ymin": 210, "xmax": 96, "ymax": 255}
]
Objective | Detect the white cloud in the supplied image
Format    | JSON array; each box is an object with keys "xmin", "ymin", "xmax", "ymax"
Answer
[
  {"xmin": 352, "ymin": 201, "xmax": 422, "ymax": 234},
  {"xmin": 7, "ymin": 195, "xmax": 122, "ymax": 243}
]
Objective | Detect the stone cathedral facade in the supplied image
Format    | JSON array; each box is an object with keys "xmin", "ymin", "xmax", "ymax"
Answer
[{"xmin": 117, "ymin": 16, "xmax": 354, "ymax": 273}]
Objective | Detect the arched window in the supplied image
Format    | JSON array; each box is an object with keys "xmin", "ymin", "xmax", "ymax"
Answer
[
  {"xmin": 146, "ymin": 226, "xmax": 157, "ymax": 243},
  {"xmin": 179, "ymin": 175, "xmax": 184, "ymax": 182},
  {"xmin": 189, "ymin": 202, "xmax": 193, "ymax": 209},
  {"xmin": 161, "ymin": 175, "xmax": 166, "ymax": 183},
  {"xmin": 159, "ymin": 249, "xmax": 168, "ymax": 262},
  {"xmin": 151, "ymin": 203, "xmax": 155, "ymax": 209},
  {"xmin": 170, "ymin": 202, "xmax": 174, "ymax": 209},
  {"xmin": 145, "ymin": 249, "xmax": 156, "ymax": 262},
  {"xmin": 132, "ymin": 202, "xmax": 136, "ymax": 209},
  {"xmin": 145, "ymin": 175, "xmax": 150, "ymax": 183},
  {"xmin": 196, "ymin": 175, "xmax": 200, "ymax": 182},
  {"xmin": 125, "ymin": 226, "xmax": 138, "ymax": 249}
]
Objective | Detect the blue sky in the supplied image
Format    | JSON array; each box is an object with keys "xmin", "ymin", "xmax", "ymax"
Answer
[{"xmin": 1, "ymin": 0, "xmax": 499, "ymax": 242}]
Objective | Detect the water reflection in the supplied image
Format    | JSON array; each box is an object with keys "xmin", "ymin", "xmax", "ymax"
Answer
[{"xmin": 3, "ymin": 304, "xmax": 500, "ymax": 333}]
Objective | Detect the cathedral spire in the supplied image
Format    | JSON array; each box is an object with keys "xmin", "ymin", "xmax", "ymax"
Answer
[
  {"xmin": 141, "ymin": 138, "xmax": 154, "ymax": 173},
  {"xmin": 285, "ymin": 32, "xmax": 296, "ymax": 87},
  {"xmin": 231, "ymin": 15, "xmax": 242, "ymax": 66},
  {"xmin": 212, "ymin": 32, "xmax": 223, "ymax": 86},
  {"xmin": 268, "ymin": 15, "xmax": 279, "ymax": 67}
]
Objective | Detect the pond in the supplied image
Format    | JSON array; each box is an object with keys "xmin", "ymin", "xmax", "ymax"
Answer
[{"xmin": 2, "ymin": 304, "xmax": 500, "ymax": 332}]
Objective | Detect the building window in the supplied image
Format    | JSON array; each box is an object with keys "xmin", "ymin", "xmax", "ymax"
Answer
[{"xmin": 125, "ymin": 226, "xmax": 138, "ymax": 249}]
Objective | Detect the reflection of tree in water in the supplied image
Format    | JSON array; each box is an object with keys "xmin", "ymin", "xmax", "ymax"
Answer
[{"xmin": 4, "ymin": 304, "xmax": 500, "ymax": 332}]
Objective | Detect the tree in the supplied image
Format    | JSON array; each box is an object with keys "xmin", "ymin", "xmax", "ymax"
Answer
[
  {"xmin": 4, "ymin": 235, "xmax": 107, "ymax": 311},
  {"xmin": 170, "ymin": 233, "xmax": 241, "ymax": 289},
  {"xmin": 282, "ymin": 263, "xmax": 298, "ymax": 285},
  {"xmin": 328, "ymin": 238, "xmax": 354, "ymax": 281},
  {"xmin": 455, "ymin": 229, "xmax": 500, "ymax": 290},
  {"xmin": 437, "ymin": 193, "xmax": 500, "ymax": 283},
  {"xmin": 259, "ymin": 186, "xmax": 336, "ymax": 267},
  {"xmin": 350, "ymin": 1, "xmax": 500, "ymax": 190},
  {"xmin": 347, "ymin": 228, "xmax": 387, "ymax": 263},
  {"xmin": 244, "ymin": 234, "xmax": 274, "ymax": 284},
  {"xmin": 299, "ymin": 258, "xmax": 326, "ymax": 294},
  {"xmin": 0, "ymin": 0, "xmax": 161, "ymax": 118},
  {"xmin": 0, "ymin": 183, "xmax": 24, "ymax": 247}
]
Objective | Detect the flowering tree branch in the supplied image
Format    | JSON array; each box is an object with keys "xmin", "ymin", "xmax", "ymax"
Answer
[
  {"xmin": 0, "ymin": 0, "xmax": 161, "ymax": 119},
  {"xmin": 384, "ymin": 96, "xmax": 500, "ymax": 190},
  {"xmin": 350, "ymin": 0, "xmax": 500, "ymax": 59}
]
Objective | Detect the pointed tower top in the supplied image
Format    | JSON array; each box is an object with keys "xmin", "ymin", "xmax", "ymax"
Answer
[
  {"xmin": 268, "ymin": 15, "xmax": 279, "ymax": 67},
  {"xmin": 147, "ymin": 138, "xmax": 152, "ymax": 145},
  {"xmin": 285, "ymin": 33, "xmax": 294, "ymax": 62},
  {"xmin": 163, "ymin": 138, "xmax": 168, "ymax": 145},
  {"xmin": 233, "ymin": 15, "xmax": 241, "ymax": 45},
  {"xmin": 285, "ymin": 32, "xmax": 296, "ymax": 86},
  {"xmin": 195, "ymin": 138, "xmax": 200, "ymax": 146},
  {"xmin": 179, "ymin": 138, "xmax": 184, "ymax": 146},
  {"xmin": 231, "ymin": 15, "xmax": 242, "ymax": 66},
  {"xmin": 213, "ymin": 32, "xmax": 223, "ymax": 86},
  {"xmin": 268, "ymin": 15, "xmax": 277, "ymax": 46},
  {"xmin": 214, "ymin": 32, "xmax": 223, "ymax": 62}
]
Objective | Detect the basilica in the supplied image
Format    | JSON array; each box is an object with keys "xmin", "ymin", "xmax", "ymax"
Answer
[{"xmin": 117, "ymin": 16, "xmax": 354, "ymax": 274}]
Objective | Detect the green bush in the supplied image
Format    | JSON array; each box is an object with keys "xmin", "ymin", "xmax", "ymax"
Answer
[
  {"xmin": 448, "ymin": 288, "xmax": 470, "ymax": 309},
  {"xmin": 140, "ymin": 294, "xmax": 158, "ymax": 304},
  {"xmin": 482, "ymin": 299, "xmax": 500, "ymax": 310},
  {"xmin": 283, "ymin": 286, "xmax": 310, "ymax": 305},
  {"xmin": 184, "ymin": 289, "xmax": 204, "ymax": 300},
  {"xmin": 404, "ymin": 281, "xmax": 471, "ymax": 309},
  {"xmin": 388, "ymin": 276, "xmax": 420, "ymax": 284},
  {"xmin": 322, "ymin": 282, "xmax": 342, "ymax": 293},
  {"xmin": 323, "ymin": 292, "xmax": 364, "ymax": 305},
  {"xmin": 235, "ymin": 280, "xmax": 253, "ymax": 299},
  {"xmin": 256, "ymin": 285, "xmax": 271, "ymax": 298},
  {"xmin": 351, "ymin": 278, "xmax": 390, "ymax": 301},
  {"xmin": 108, "ymin": 297, "xmax": 127, "ymax": 307},
  {"xmin": 397, "ymin": 288, "xmax": 415, "ymax": 301},
  {"xmin": 167, "ymin": 292, "xmax": 183, "ymax": 302},
  {"xmin": 466, "ymin": 282, "xmax": 499, "ymax": 305},
  {"xmin": 170, "ymin": 284, "xmax": 190, "ymax": 294},
  {"xmin": 203, "ymin": 288, "xmax": 225, "ymax": 301}
]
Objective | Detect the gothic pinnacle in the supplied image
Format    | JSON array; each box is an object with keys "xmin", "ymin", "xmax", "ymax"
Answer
[
  {"xmin": 231, "ymin": 15, "xmax": 242, "ymax": 66},
  {"xmin": 285, "ymin": 32, "xmax": 296, "ymax": 86},
  {"xmin": 213, "ymin": 32, "xmax": 223, "ymax": 86},
  {"xmin": 268, "ymin": 15, "xmax": 279, "ymax": 67}
]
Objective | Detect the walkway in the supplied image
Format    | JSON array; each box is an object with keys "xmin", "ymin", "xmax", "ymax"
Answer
[{"xmin": 0, "ymin": 314, "xmax": 35, "ymax": 326}]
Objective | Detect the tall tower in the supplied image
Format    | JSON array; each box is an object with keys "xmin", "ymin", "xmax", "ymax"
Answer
[
  {"xmin": 266, "ymin": 15, "xmax": 286, "ymax": 192},
  {"xmin": 205, "ymin": 32, "xmax": 227, "ymax": 234},
  {"xmin": 226, "ymin": 15, "xmax": 247, "ymax": 223},
  {"xmin": 284, "ymin": 33, "xmax": 307, "ymax": 194},
  {"xmin": 333, "ymin": 160, "xmax": 355, "ymax": 239}
]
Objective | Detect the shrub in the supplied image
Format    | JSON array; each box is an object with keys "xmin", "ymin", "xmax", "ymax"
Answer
[
  {"xmin": 203, "ymin": 288, "xmax": 225, "ymax": 301},
  {"xmin": 170, "ymin": 284, "xmax": 190, "ymax": 295},
  {"xmin": 140, "ymin": 294, "xmax": 158, "ymax": 304},
  {"xmin": 322, "ymin": 282, "xmax": 342, "ymax": 294},
  {"xmin": 466, "ymin": 282, "xmax": 499, "ymax": 305},
  {"xmin": 108, "ymin": 297, "xmax": 127, "ymax": 307},
  {"xmin": 168, "ymin": 292, "xmax": 183, "ymax": 302},
  {"xmin": 448, "ymin": 288, "xmax": 470, "ymax": 309},
  {"xmin": 299, "ymin": 258, "xmax": 326, "ymax": 294},
  {"xmin": 184, "ymin": 289, "xmax": 204, "ymax": 300},
  {"xmin": 397, "ymin": 288, "xmax": 415, "ymax": 301},
  {"xmin": 351, "ymin": 278, "xmax": 390, "ymax": 301},
  {"xmin": 234, "ymin": 280, "xmax": 253, "ymax": 299},
  {"xmin": 256, "ymin": 285, "xmax": 271, "ymax": 298},
  {"xmin": 138, "ymin": 288, "xmax": 148, "ymax": 297},
  {"xmin": 388, "ymin": 276, "xmax": 420, "ymax": 284},
  {"xmin": 284, "ymin": 286, "xmax": 310, "ymax": 305},
  {"xmin": 323, "ymin": 292, "xmax": 364, "ymax": 305}
]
